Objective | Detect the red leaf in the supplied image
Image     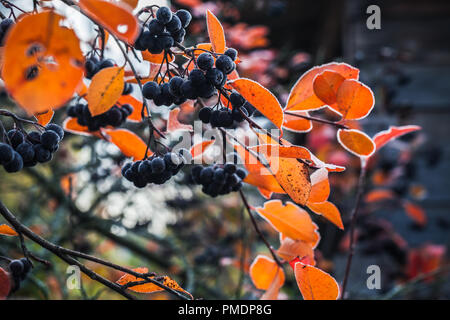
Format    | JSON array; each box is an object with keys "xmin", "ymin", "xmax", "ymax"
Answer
[
  {"xmin": 229, "ymin": 78, "xmax": 284, "ymax": 131},
  {"xmin": 167, "ymin": 108, "xmax": 193, "ymax": 133},
  {"xmin": 332, "ymin": 79, "xmax": 374, "ymax": 120},
  {"xmin": 286, "ymin": 62, "xmax": 359, "ymax": 111},
  {"xmin": 0, "ymin": 224, "xmax": 18, "ymax": 236},
  {"xmin": 373, "ymin": 125, "xmax": 421, "ymax": 151},
  {"xmin": 79, "ymin": 0, "xmax": 139, "ymax": 44},
  {"xmin": 313, "ymin": 70, "xmax": 346, "ymax": 106},
  {"xmin": 0, "ymin": 267, "xmax": 11, "ymax": 300},
  {"xmin": 36, "ymin": 109, "xmax": 54, "ymax": 126},
  {"xmin": 337, "ymin": 129, "xmax": 376, "ymax": 157},
  {"xmin": 190, "ymin": 139, "xmax": 215, "ymax": 159},
  {"xmin": 403, "ymin": 201, "xmax": 427, "ymax": 226},
  {"xmin": 206, "ymin": 10, "xmax": 226, "ymax": 54},
  {"xmin": 104, "ymin": 128, "xmax": 151, "ymax": 160},
  {"xmin": 294, "ymin": 262, "xmax": 340, "ymax": 300}
]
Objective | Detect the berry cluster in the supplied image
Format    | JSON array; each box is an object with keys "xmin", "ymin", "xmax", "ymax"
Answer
[
  {"xmin": 122, "ymin": 152, "xmax": 186, "ymax": 188},
  {"xmin": 198, "ymin": 106, "xmax": 246, "ymax": 128},
  {"xmin": 134, "ymin": 7, "xmax": 192, "ymax": 54},
  {"xmin": 0, "ymin": 125, "xmax": 64, "ymax": 173},
  {"xmin": 229, "ymin": 91, "xmax": 256, "ymax": 116},
  {"xmin": 191, "ymin": 163, "xmax": 248, "ymax": 197},
  {"xmin": 142, "ymin": 49, "xmax": 238, "ymax": 107},
  {"xmin": 67, "ymin": 103, "xmax": 133, "ymax": 131},
  {"xmin": 0, "ymin": 18, "xmax": 14, "ymax": 46},
  {"xmin": 8, "ymin": 258, "xmax": 32, "ymax": 290}
]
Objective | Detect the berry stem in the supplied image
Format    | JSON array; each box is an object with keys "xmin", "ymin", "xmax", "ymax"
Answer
[{"xmin": 284, "ymin": 111, "xmax": 349, "ymax": 129}]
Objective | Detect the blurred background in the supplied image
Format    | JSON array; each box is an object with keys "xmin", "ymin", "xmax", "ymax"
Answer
[{"xmin": 0, "ymin": 0, "xmax": 449, "ymax": 299}]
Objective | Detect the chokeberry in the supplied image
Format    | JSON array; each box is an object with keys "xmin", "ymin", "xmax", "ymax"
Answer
[
  {"xmin": 151, "ymin": 157, "xmax": 166, "ymax": 173},
  {"xmin": 45, "ymin": 124, "xmax": 64, "ymax": 140},
  {"xmin": 9, "ymin": 260, "xmax": 24, "ymax": 277},
  {"xmin": 0, "ymin": 143, "xmax": 13, "ymax": 164},
  {"xmin": 169, "ymin": 76, "xmax": 184, "ymax": 97},
  {"xmin": 224, "ymin": 48, "xmax": 238, "ymax": 61},
  {"xmin": 206, "ymin": 68, "xmax": 225, "ymax": 88},
  {"xmin": 143, "ymin": 81, "xmax": 161, "ymax": 99},
  {"xmin": 34, "ymin": 145, "xmax": 52, "ymax": 163},
  {"xmin": 215, "ymin": 55, "xmax": 235, "ymax": 74},
  {"xmin": 199, "ymin": 107, "xmax": 212, "ymax": 123},
  {"xmin": 7, "ymin": 129, "xmax": 24, "ymax": 148},
  {"xmin": 176, "ymin": 10, "xmax": 192, "ymax": 28},
  {"xmin": 3, "ymin": 151, "xmax": 23, "ymax": 173},
  {"xmin": 16, "ymin": 142, "xmax": 35, "ymax": 163},
  {"xmin": 156, "ymin": 7, "xmax": 173, "ymax": 25},
  {"xmin": 166, "ymin": 15, "xmax": 182, "ymax": 33},
  {"xmin": 197, "ymin": 53, "xmax": 215, "ymax": 71},
  {"xmin": 40, "ymin": 130, "xmax": 60, "ymax": 150}
]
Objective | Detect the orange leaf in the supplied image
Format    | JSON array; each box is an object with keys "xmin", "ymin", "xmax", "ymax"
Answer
[
  {"xmin": 337, "ymin": 129, "xmax": 375, "ymax": 157},
  {"xmin": 142, "ymin": 51, "xmax": 175, "ymax": 64},
  {"xmin": 249, "ymin": 255, "xmax": 285, "ymax": 291},
  {"xmin": 79, "ymin": 0, "xmax": 139, "ymax": 44},
  {"xmin": 117, "ymin": 94, "xmax": 146, "ymax": 122},
  {"xmin": 333, "ymin": 79, "xmax": 374, "ymax": 120},
  {"xmin": 167, "ymin": 108, "xmax": 193, "ymax": 133},
  {"xmin": 63, "ymin": 117, "xmax": 101, "ymax": 137},
  {"xmin": 373, "ymin": 125, "xmax": 421, "ymax": 151},
  {"xmin": 257, "ymin": 187, "xmax": 273, "ymax": 199},
  {"xmin": 294, "ymin": 262, "xmax": 340, "ymax": 300},
  {"xmin": 248, "ymin": 144, "xmax": 312, "ymax": 160},
  {"xmin": 0, "ymin": 267, "xmax": 11, "ymax": 300},
  {"xmin": 36, "ymin": 109, "xmax": 54, "ymax": 126},
  {"xmin": 120, "ymin": 0, "xmax": 139, "ymax": 9},
  {"xmin": 286, "ymin": 62, "xmax": 359, "ymax": 111},
  {"xmin": 364, "ymin": 189, "xmax": 396, "ymax": 203},
  {"xmin": 229, "ymin": 78, "xmax": 284, "ymax": 131},
  {"xmin": 255, "ymin": 200, "xmax": 320, "ymax": 247},
  {"xmin": 277, "ymin": 237, "xmax": 315, "ymax": 266},
  {"xmin": 87, "ymin": 66, "xmax": 124, "ymax": 116},
  {"xmin": 116, "ymin": 267, "xmax": 191, "ymax": 297},
  {"xmin": 233, "ymin": 143, "xmax": 285, "ymax": 194},
  {"xmin": 0, "ymin": 224, "xmax": 18, "ymax": 236},
  {"xmin": 308, "ymin": 168, "xmax": 330, "ymax": 203},
  {"xmin": 104, "ymin": 128, "xmax": 151, "ymax": 160},
  {"xmin": 313, "ymin": 70, "xmax": 346, "ymax": 105},
  {"xmin": 256, "ymin": 132, "xmax": 311, "ymax": 205},
  {"xmin": 2, "ymin": 11, "xmax": 84, "ymax": 114},
  {"xmin": 307, "ymin": 201, "xmax": 344, "ymax": 230},
  {"xmin": 190, "ymin": 139, "xmax": 215, "ymax": 159},
  {"xmin": 403, "ymin": 201, "xmax": 427, "ymax": 226},
  {"xmin": 206, "ymin": 10, "xmax": 226, "ymax": 54},
  {"xmin": 282, "ymin": 111, "xmax": 313, "ymax": 133}
]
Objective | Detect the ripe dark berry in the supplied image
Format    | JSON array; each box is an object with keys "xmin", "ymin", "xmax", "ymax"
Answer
[
  {"xmin": 199, "ymin": 167, "xmax": 214, "ymax": 185},
  {"xmin": 205, "ymin": 68, "xmax": 225, "ymax": 88},
  {"xmin": 236, "ymin": 168, "xmax": 248, "ymax": 179},
  {"xmin": 197, "ymin": 82, "xmax": 215, "ymax": 98},
  {"xmin": 151, "ymin": 157, "xmax": 166, "ymax": 173},
  {"xmin": 224, "ymin": 163, "xmax": 237, "ymax": 174},
  {"xmin": 219, "ymin": 109, "xmax": 233, "ymax": 127},
  {"xmin": 121, "ymin": 162, "xmax": 132, "ymax": 177},
  {"xmin": 7, "ymin": 129, "xmax": 24, "ymax": 148},
  {"xmin": 9, "ymin": 260, "xmax": 24, "ymax": 277},
  {"xmin": 228, "ymin": 173, "xmax": 240, "ymax": 187},
  {"xmin": 0, "ymin": 143, "xmax": 14, "ymax": 164},
  {"xmin": 148, "ymin": 19, "xmax": 165, "ymax": 34},
  {"xmin": 0, "ymin": 18, "xmax": 14, "ymax": 34},
  {"xmin": 159, "ymin": 32, "xmax": 174, "ymax": 49},
  {"xmin": 191, "ymin": 165, "xmax": 203, "ymax": 183},
  {"xmin": 85, "ymin": 59, "xmax": 98, "ymax": 78},
  {"xmin": 27, "ymin": 131, "xmax": 42, "ymax": 145},
  {"xmin": 40, "ymin": 130, "xmax": 60, "ymax": 150},
  {"xmin": 172, "ymin": 28, "xmax": 186, "ymax": 43},
  {"xmin": 99, "ymin": 58, "xmax": 115, "ymax": 69},
  {"xmin": 164, "ymin": 152, "xmax": 181, "ymax": 169},
  {"xmin": 166, "ymin": 15, "xmax": 182, "ymax": 33},
  {"xmin": 19, "ymin": 258, "xmax": 32, "ymax": 274},
  {"xmin": 215, "ymin": 55, "xmax": 235, "ymax": 74},
  {"xmin": 213, "ymin": 168, "xmax": 225, "ymax": 182},
  {"xmin": 180, "ymin": 80, "xmax": 198, "ymax": 100},
  {"xmin": 143, "ymin": 81, "xmax": 161, "ymax": 99},
  {"xmin": 3, "ymin": 151, "xmax": 23, "ymax": 173},
  {"xmin": 199, "ymin": 107, "xmax": 212, "ymax": 123},
  {"xmin": 189, "ymin": 69, "xmax": 206, "ymax": 86},
  {"xmin": 107, "ymin": 107, "xmax": 123, "ymax": 127},
  {"xmin": 147, "ymin": 35, "xmax": 163, "ymax": 54},
  {"xmin": 209, "ymin": 110, "xmax": 221, "ymax": 127},
  {"xmin": 122, "ymin": 82, "xmax": 133, "ymax": 95},
  {"xmin": 121, "ymin": 104, "xmax": 134, "ymax": 116},
  {"xmin": 224, "ymin": 48, "xmax": 238, "ymax": 61},
  {"xmin": 34, "ymin": 144, "xmax": 52, "ymax": 163},
  {"xmin": 169, "ymin": 76, "xmax": 184, "ymax": 97},
  {"xmin": 176, "ymin": 9, "xmax": 192, "ymax": 28},
  {"xmin": 197, "ymin": 53, "xmax": 215, "ymax": 71},
  {"xmin": 230, "ymin": 92, "xmax": 245, "ymax": 108},
  {"xmin": 16, "ymin": 142, "xmax": 35, "ymax": 163},
  {"xmin": 45, "ymin": 124, "xmax": 64, "ymax": 140},
  {"xmin": 156, "ymin": 7, "xmax": 173, "ymax": 25}
]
